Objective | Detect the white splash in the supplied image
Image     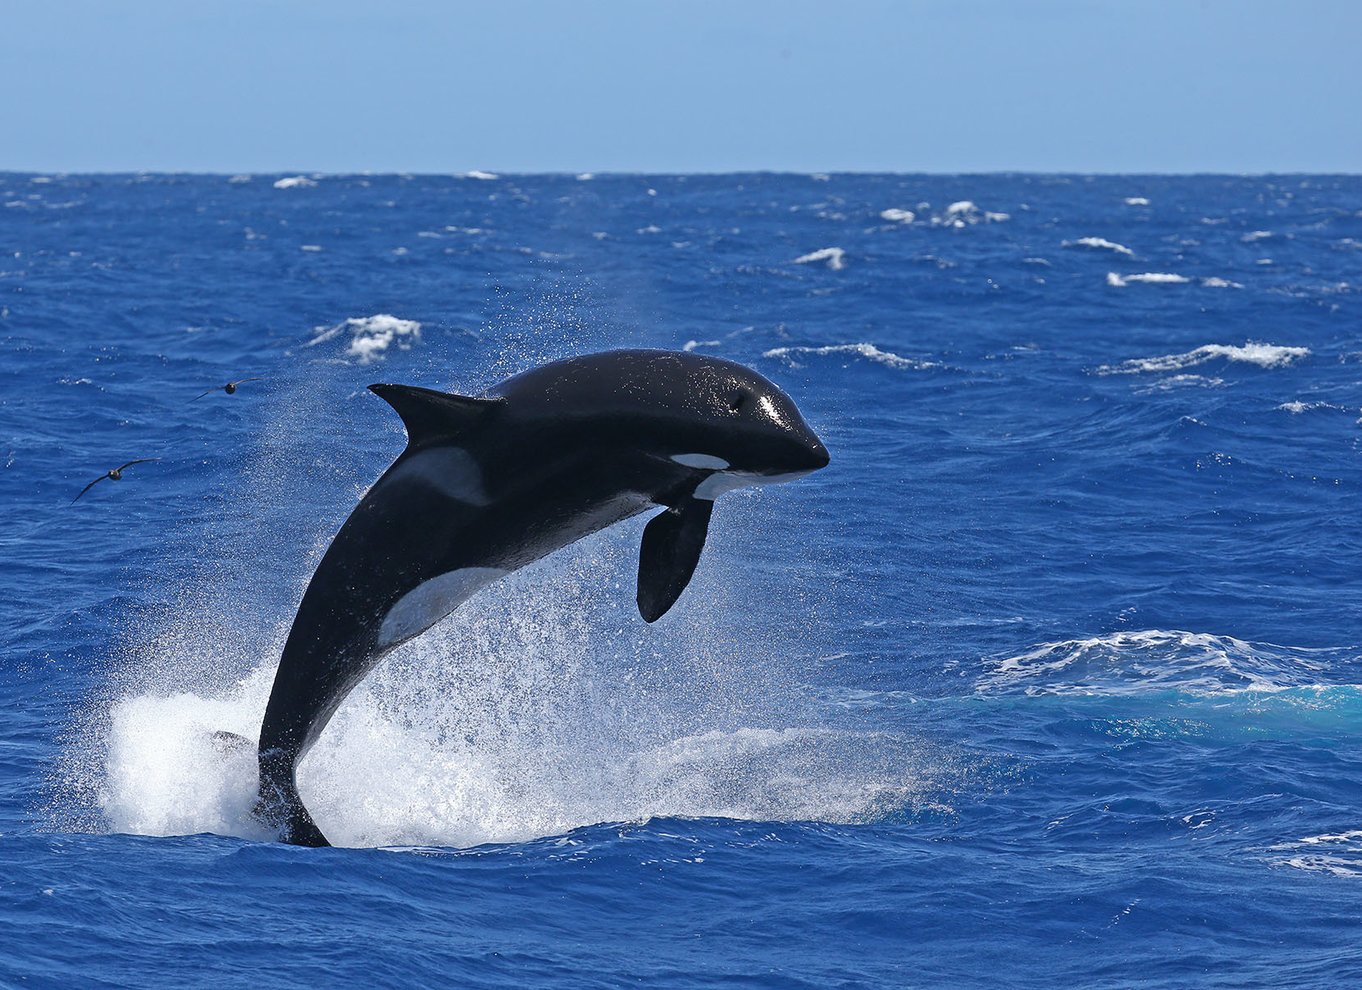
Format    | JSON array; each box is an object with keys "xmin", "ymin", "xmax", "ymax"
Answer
[
  {"xmin": 57, "ymin": 526, "xmax": 953, "ymax": 848},
  {"xmin": 273, "ymin": 176, "xmax": 316, "ymax": 190},
  {"xmin": 306, "ymin": 314, "xmax": 423, "ymax": 363},
  {"xmin": 793, "ymin": 247, "xmax": 846, "ymax": 270},
  {"xmin": 764, "ymin": 343, "xmax": 938, "ymax": 371},
  {"xmin": 1097, "ymin": 342, "xmax": 1310, "ymax": 375},
  {"xmin": 1064, "ymin": 237, "xmax": 1133, "ymax": 256}
]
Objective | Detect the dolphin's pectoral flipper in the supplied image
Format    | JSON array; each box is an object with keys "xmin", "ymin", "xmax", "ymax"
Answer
[
  {"xmin": 637, "ymin": 498, "xmax": 714, "ymax": 622},
  {"xmin": 369, "ymin": 383, "xmax": 504, "ymax": 447}
]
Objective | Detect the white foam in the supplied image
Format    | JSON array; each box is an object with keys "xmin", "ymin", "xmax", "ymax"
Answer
[
  {"xmin": 1278, "ymin": 400, "xmax": 1352, "ymax": 415},
  {"xmin": 306, "ymin": 314, "xmax": 423, "ymax": 363},
  {"xmin": 1241, "ymin": 230, "xmax": 1273, "ymax": 243},
  {"xmin": 1097, "ymin": 342, "xmax": 1310, "ymax": 375},
  {"xmin": 57, "ymin": 527, "xmax": 951, "ymax": 848},
  {"xmin": 763, "ymin": 343, "xmax": 938, "ymax": 370},
  {"xmin": 1270, "ymin": 831, "xmax": 1362, "ymax": 878},
  {"xmin": 978, "ymin": 629, "xmax": 1341, "ymax": 697},
  {"xmin": 793, "ymin": 247, "xmax": 846, "ymax": 270},
  {"xmin": 273, "ymin": 176, "xmax": 316, "ymax": 190},
  {"xmin": 1200, "ymin": 276, "xmax": 1243, "ymax": 288},
  {"xmin": 228, "ymin": 175, "xmax": 252, "ymax": 185},
  {"xmin": 682, "ymin": 339, "xmax": 720, "ymax": 353},
  {"xmin": 464, "ymin": 170, "xmax": 498, "ymax": 180},
  {"xmin": 1123, "ymin": 197, "xmax": 1150, "ymax": 206},
  {"xmin": 880, "ymin": 208, "xmax": 916, "ymax": 224},
  {"xmin": 1064, "ymin": 237, "xmax": 1133, "ymax": 256},
  {"xmin": 1106, "ymin": 271, "xmax": 1191, "ymax": 286},
  {"xmin": 929, "ymin": 201, "xmax": 1010, "ymax": 228}
]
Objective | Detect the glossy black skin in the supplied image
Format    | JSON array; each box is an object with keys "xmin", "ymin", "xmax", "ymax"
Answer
[{"xmin": 256, "ymin": 349, "xmax": 828, "ymax": 846}]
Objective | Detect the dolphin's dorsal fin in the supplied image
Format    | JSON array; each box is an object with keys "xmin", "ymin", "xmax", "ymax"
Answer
[
  {"xmin": 369, "ymin": 383, "xmax": 503, "ymax": 447},
  {"xmin": 637, "ymin": 498, "xmax": 714, "ymax": 622}
]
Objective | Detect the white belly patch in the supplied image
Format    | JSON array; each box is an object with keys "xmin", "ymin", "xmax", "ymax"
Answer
[{"xmin": 378, "ymin": 567, "xmax": 508, "ymax": 647}]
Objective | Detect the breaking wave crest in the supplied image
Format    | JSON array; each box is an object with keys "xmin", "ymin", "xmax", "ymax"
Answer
[
  {"xmin": 1096, "ymin": 342, "xmax": 1310, "ymax": 375},
  {"xmin": 977, "ymin": 629, "xmax": 1354, "ymax": 697},
  {"xmin": 763, "ymin": 343, "xmax": 938, "ymax": 371}
]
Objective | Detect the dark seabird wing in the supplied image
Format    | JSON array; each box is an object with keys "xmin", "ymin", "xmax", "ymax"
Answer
[
  {"xmin": 191, "ymin": 387, "xmax": 218, "ymax": 401},
  {"xmin": 115, "ymin": 458, "xmax": 160, "ymax": 473},
  {"xmin": 230, "ymin": 377, "xmax": 264, "ymax": 387},
  {"xmin": 71, "ymin": 476, "xmax": 106, "ymax": 503}
]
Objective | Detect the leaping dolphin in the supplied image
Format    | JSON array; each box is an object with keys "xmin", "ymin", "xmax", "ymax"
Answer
[{"xmin": 254, "ymin": 349, "xmax": 830, "ymax": 846}]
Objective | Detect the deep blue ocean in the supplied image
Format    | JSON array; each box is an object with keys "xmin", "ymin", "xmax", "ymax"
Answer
[{"xmin": 2, "ymin": 172, "xmax": 1361, "ymax": 987}]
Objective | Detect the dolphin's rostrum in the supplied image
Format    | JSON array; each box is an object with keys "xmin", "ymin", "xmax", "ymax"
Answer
[{"xmin": 254, "ymin": 349, "xmax": 829, "ymax": 846}]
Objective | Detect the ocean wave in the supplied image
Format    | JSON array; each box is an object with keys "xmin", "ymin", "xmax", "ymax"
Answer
[
  {"xmin": 1064, "ymin": 237, "xmax": 1133, "ymax": 256},
  {"xmin": 464, "ymin": 170, "xmax": 499, "ymax": 180},
  {"xmin": 763, "ymin": 343, "xmax": 938, "ymax": 370},
  {"xmin": 1123, "ymin": 196, "xmax": 1150, "ymax": 206},
  {"xmin": 930, "ymin": 201, "xmax": 1009, "ymax": 228},
  {"xmin": 1096, "ymin": 342, "xmax": 1310, "ymax": 375},
  {"xmin": 977, "ymin": 629, "xmax": 1350, "ymax": 697},
  {"xmin": 792, "ymin": 247, "xmax": 846, "ymax": 270},
  {"xmin": 272, "ymin": 176, "xmax": 316, "ymax": 190},
  {"xmin": 1277, "ymin": 400, "xmax": 1354, "ymax": 415},
  {"xmin": 1269, "ymin": 831, "xmax": 1362, "ymax": 878},
  {"xmin": 306, "ymin": 314, "xmax": 423, "ymax": 363},
  {"xmin": 880, "ymin": 208, "xmax": 916, "ymax": 224},
  {"xmin": 1241, "ymin": 230, "xmax": 1274, "ymax": 243},
  {"xmin": 1106, "ymin": 271, "xmax": 1191, "ymax": 287}
]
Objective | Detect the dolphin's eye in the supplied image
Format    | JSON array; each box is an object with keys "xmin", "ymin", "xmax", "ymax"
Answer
[{"xmin": 729, "ymin": 392, "xmax": 748, "ymax": 412}]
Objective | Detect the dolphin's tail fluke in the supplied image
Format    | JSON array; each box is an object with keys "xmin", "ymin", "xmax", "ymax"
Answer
[{"xmin": 254, "ymin": 749, "xmax": 331, "ymax": 847}]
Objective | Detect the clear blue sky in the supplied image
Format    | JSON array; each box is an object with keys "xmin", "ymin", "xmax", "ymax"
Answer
[{"xmin": 4, "ymin": 0, "xmax": 1358, "ymax": 173}]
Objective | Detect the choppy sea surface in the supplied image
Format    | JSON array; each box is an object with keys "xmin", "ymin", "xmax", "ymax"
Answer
[{"xmin": 2, "ymin": 172, "xmax": 1361, "ymax": 987}]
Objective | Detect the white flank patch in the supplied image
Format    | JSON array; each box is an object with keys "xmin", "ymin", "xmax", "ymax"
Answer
[
  {"xmin": 390, "ymin": 447, "xmax": 489, "ymax": 504},
  {"xmin": 378, "ymin": 568, "xmax": 508, "ymax": 648},
  {"xmin": 671, "ymin": 453, "xmax": 730, "ymax": 470}
]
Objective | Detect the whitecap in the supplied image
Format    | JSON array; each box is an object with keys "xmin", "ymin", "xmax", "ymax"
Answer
[
  {"xmin": 682, "ymin": 339, "xmax": 720, "ymax": 352},
  {"xmin": 792, "ymin": 247, "xmax": 846, "ymax": 270},
  {"xmin": 763, "ymin": 343, "xmax": 938, "ymax": 370},
  {"xmin": 880, "ymin": 208, "xmax": 916, "ymax": 224},
  {"xmin": 306, "ymin": 314, "xmax": 423, "ymax": 363},
  {"xmin": 978, "ymin": 629, "xmax": 1343, "ymax": 696},
  {"xmin": 930, "ymin": 201, "xmax": 1010, "ymax": 227},
  {"xmin": 1241, "ymin": 230, "xmax": 1273, "ymax": 243},
  {"xmin": 1200, "ymin": 276, "xmax": 1243, "ymax": 288},
  {"xmin": 1096, "ymin": 342, "xmax": 1310, "ymax": 375},
  {"xmin": 228, "ymin": 175, "xmax": 252, "ymax": 184},
  {"xmin": 1106, "ymin": 271, "xmax": 1191, "ymax": 286},
  {"xmin": 1277, "ymin": 400, "xmax": 1352, "ymax": 415},
  {"xmin": 1064, "ymin": 237, "xmax": 1134, "ymax": 256},
  {"xmin": 1123, "ymin": 196, "xmax": 1150, "ymax": 206},
  {"xmin": 464, "ymin": 170, "xmax": 498, "ymax": 180},
  {"xmin": 1270, "ymin": 831, "xmax": 1362, "ymax": 878},
  {"xmin": 273, "ymin": 176, "xmax": 316, "ymax": 190}
]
